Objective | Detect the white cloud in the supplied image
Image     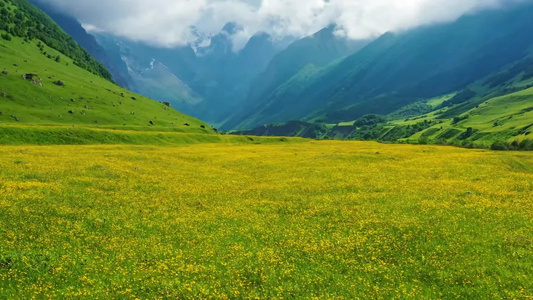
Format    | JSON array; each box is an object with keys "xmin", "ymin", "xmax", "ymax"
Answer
[{"xmin": 36, "ymin": 0, "xmax": 522, "ymax": 51}]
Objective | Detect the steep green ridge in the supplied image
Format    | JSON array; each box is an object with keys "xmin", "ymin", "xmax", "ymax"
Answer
[
  {"xmin": 236, "ymin": 47, "xmax": 533, "ymax": 148},
  {"xmin": 0, "ymin": 0, "xmax": 111, "ymax": 80},
  {"xmin": 27, "ymin": 0, "xmax": 130, "ymax": 87},
  {"xmin": 228, "ymin": 3, "xmax": 533, "ymax": 130},
  {"xmin": 414, "ymin": 87, "xmax": 533, "ymax": 148}
]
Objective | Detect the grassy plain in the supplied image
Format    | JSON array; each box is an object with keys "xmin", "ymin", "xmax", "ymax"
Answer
[{"xmin": 0, "ymin": 141, "xmax": 532, "ymax": 299}]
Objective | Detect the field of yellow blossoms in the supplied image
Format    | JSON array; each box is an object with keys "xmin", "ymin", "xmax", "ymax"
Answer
[{"xmin": 0, "ymin": 141, "xmax": 532, "ymax": 298}]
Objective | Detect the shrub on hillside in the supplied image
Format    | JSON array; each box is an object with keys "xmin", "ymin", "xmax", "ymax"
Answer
[
  {"xmin": 491, "ymin": 140, "xmax": 533, "ymax": 151},
  {"xmin": 452, "ymin": 115, "xmax": 469, "ymax": 125},
  {"xmin": 459, "ymin": 127, "xmax": 475, "ymax": 140},
  {"xmin": 353, "ymin": 114, "xmax": 387, "ymax": 127},
  {"xmin": 439, "ymin": 89, "xmax": 477, "ymax": 108}
]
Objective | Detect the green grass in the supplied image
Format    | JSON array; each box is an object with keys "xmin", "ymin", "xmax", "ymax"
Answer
[
  {"xmin": 0, "ymin": 124, "xmax": 305, "ymax": 145},
  {"xmin": 336, "ymin": 121, "xmax": 356, "ymax": 127},
  {"xmin": 461, "ymin": 89, "xmax": 533, "ymax": 135},
  {"xmin": 254, "ymin": 85, "xmax": 531, "ymax": 148}
]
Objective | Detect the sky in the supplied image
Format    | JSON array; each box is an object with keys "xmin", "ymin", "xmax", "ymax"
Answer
[{"xmin": 37, "ymin": 0, "xmax": 519, "ymax": 51}]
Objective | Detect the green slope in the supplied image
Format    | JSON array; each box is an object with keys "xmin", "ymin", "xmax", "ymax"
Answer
[
  {"xmin": 237, "ymin": 84, "xmax": 533, "ymax": 150},
  {"xmin": 0, "ymin": 0, "xmax": 307, "ymax": 146},
  {"xmin": 0, "ymin": 36, "xmax": 306, "ymax": 145},
  {"xmin": 411, "ymin": 87, "xmax": 533, "ymax": 147},
  {"xmin": 0, "ymin": 35, "xmax": 211, "ymax": 132}
]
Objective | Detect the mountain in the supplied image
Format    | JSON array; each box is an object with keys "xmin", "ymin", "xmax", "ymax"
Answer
[
  {"xmin": 23, "ymin": 4, "xmax": 286, "ymax": 125},
  {"xmin": 191, "ymin": 29, "xmax": 286, "ymax": 123},
  {"xmin": 227, "ymin": 3, "xmax": 533, "ymax": 130},
  {"xmin": 235, "ymin": 34, "xmax": 533, "ymax": 148},
  {"xmin": 24, "ymin": 3, "xmax": 369, "ymax": 128},
  {"xmin": 93, "ymin": 34, "xmax": 203, "ymax": 117},
  {"xmin": 0, "ymin": 0, "xmax": 214, "ymax": 142},
  {"xmin": 222, "ymin": 26, "xmax": 370, "ymax": 129},
  {"xmin": 91, "ymin": 26, "xmax": 286, "ymax": 125},
  {"xmin": 235, "ymin": 80, "xmax": 533, "ymax": 149}
]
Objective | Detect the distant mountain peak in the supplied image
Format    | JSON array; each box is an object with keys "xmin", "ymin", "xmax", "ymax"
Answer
[
  {"xmin": 313, "ymin": 24, "xmax": 337, "ymax": 37},
  {"xmin": 221, "ymin": 22, "xmax": 244, "ymax": 35}
]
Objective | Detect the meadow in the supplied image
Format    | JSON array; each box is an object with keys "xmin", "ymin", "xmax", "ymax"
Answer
[{"xmin": 0, "ymin": 141, "xmax": 532, "ymax": 299}]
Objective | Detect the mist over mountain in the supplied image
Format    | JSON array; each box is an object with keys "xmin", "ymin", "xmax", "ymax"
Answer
[{"xmin": 32, "ymin": 0, "xmax": 518, "ymax": 51}]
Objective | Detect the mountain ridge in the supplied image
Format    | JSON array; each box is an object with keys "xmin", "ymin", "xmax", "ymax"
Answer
[{"xmin": 226, "ymin": 3, "xmax": 533, "ymax": 130}]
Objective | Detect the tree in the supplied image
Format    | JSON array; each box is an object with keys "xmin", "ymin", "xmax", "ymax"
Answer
[{"xmin": 55, "ymin": 55, "xmax": 60, "ymax": 62}]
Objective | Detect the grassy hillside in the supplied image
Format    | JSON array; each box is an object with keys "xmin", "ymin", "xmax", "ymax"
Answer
[
  {"xmin": 27, "ymin": 0, "xmax": 130, "ymax": 87},
  {"xmin": 0, "ymin": 34, "xmax": 224, "ymax": 142},
  {"xmin": 411, "ymin": 87, "xmax": 533, "ymax": 147},
  {"xmin": 0, "ymin": 35, "xmax": 209, "ymax": 128},
  {"xmin": 0, "ymin": 142, "xmax": 531, "ymax": 298},
  {"xmin": 0, "ymin": 0, "xmax": 111, "ymax": 80}
]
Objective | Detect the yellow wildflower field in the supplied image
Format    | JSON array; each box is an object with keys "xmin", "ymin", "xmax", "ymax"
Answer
[{"xmin": 0, "ymin": 141, "xmax": 532, "ymax": 298}]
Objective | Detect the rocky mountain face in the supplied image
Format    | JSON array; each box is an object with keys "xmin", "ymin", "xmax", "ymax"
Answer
[{"xmin": 93, "ymin": 25, "xmax": 287, "ymax": 124}]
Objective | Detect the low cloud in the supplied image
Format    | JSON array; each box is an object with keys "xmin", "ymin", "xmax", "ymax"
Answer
[{"xmin": 36, "ymin": 0, "xmax": 521, "ymax": 51}]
